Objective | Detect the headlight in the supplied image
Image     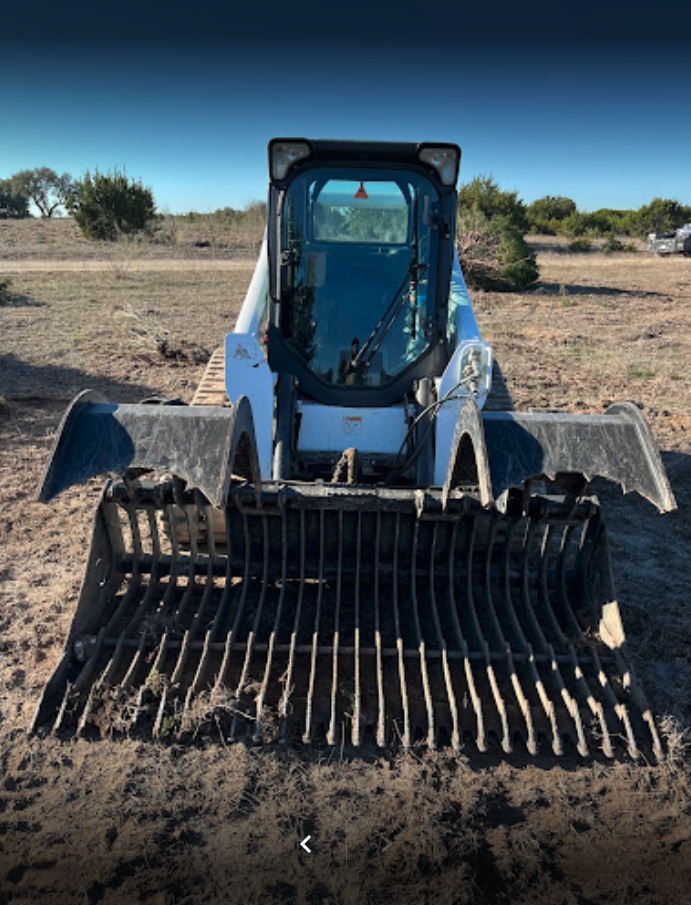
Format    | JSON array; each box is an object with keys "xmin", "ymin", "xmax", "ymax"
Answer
[
  {"xmin": 269, "ymin": 139, "xmax": 312, "ymax": 181},
  {"xmin": 418, "ymin": 144, "xmax": 461, "ymax": 186}
]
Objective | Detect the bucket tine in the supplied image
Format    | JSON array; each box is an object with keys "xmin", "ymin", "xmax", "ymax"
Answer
[
  {"xmin": 326, "ymin": 511, "xmax": 344, "ymax": 747},
  {"xmin": 229, "ymin": 513, "xmax": 270, "ymax": 741},
  {"xmin": 392, "ymin": 514, "xmax": 411, "ymax": 748},
  {"xmin": 427, "ymin": 523, "xmax": 461, "ymax": 750},
  {"xmin": 351, "ymin": 512, "xmax": 363, "ymax": 747},
  {"xmin": 516, "ymin": 519, "xmax": 585, "ymax": 756},
  {"xmin": 374, "ymin": 513, "xmax": 387, "ymax": 747},
  {"xmin": 33, "ymin": 470, "xmax": 664, "ymax": 762},
  {"xmin": 280, "ymin": 509, "xmax": 306, "ymax": 740},
  {"xmin": 303, "ymin": 510, "xmax": 326, "ymax": 743},
  {"xmin": 409, "ymin": 520, "xmax": 436, "ymax": 748},
  {"xmin": 253, "ymin": 507, "xmax": 288, "ymax": 743}
]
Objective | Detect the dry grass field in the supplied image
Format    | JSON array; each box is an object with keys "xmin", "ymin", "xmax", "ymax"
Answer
[{"xmin": 1, "ymin": 219, "xmax": 690, "ymax": 904}]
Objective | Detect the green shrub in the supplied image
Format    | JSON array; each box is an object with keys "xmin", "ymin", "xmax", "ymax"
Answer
[
  {"xmin": 601, "ymin": 233, "xmax": 639, "ymax": 254},
  {"xmin": 68, "ymin": 168, "xmax": 157, "ymax": 241},
  {"xmin": 635, "ymin": 197, "xmax": 691, "ymax": 237},
  {"xmin": 601, "ymin": 233, "xmax": 622, "ymax": 254},
  {"xmin": 568, "ymin": 237, "xmax": 592, "ymax": 253},
  {"xmin": 458, "ymin": 175, "xmax": 529, "ymax": 234},
  {"xmin": 0, "ymin": 181, "xmax": 30, "ymax": 219},
  {"xmin": 526, "ymin": 195, "xmax": 576, "ymax": 234},
  {"xmin": 457, "ymin": 208, "xmax": 538, "ymax": 291},
  {"xmin": 0, "ymin": 276, "xmax": 13, "ymax": 305}
]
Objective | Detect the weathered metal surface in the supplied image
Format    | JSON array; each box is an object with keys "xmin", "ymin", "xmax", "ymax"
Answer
[
  {"xmin": 31, "ymin": 477, "xmax": 662, "ymax": 760},
  {"xmin": 444, "ymin": 398, "xmax": 676, "ymax": 514},
  {"xmin": 37, "ymin": 392, "xmax": 260, "ymax": 508}
]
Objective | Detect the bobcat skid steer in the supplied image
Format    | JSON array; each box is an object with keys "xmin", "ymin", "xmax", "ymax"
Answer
[{"xmin": 32, "ymin": 139, "xmax": 676, "ymax": 759}]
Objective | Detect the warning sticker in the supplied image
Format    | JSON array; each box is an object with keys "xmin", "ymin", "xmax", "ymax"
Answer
[{"xmin": 343, "ymin": 417, "xmax": 362, "ymax": 436}]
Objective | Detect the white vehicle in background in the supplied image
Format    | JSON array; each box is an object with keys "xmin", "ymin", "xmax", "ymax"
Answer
[{"xmin": 647, "ymin": 224, "xmax": 691, "ymax": 256}]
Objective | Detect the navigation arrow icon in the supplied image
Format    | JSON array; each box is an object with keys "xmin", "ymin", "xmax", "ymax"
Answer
[
  {"xmin": 300, "ymin": 835, "xmax": 312, "ymax": 853},
  {"xmin": 379, "ymin": 835, "xmax": 393, "ymax": 853}
]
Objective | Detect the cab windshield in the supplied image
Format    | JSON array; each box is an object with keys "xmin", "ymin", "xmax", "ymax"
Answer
[{"xmin": 281, "ymin": 167, "xmax": 440, "ymax": 388}]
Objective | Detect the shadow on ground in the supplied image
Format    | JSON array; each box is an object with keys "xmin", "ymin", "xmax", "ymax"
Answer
[
  {"xmin": 0, "ymin": 353, "xmax": 163, "ymax": 405},
  {"xmin": 530, "ymin": 281, "xmax": 666, "ymax": 298}
]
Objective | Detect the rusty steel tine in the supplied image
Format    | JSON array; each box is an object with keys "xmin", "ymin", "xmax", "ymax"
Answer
[
  {"xmin": 303, "ymin": 509, "xmax": 326, "ymax": 743},
  {"xmin": 326, "ymin": 510, "xmax": 344, "ymax": 746},
  {"xmin": 280, "ymin": 508, "xmax": 306, "ymax": 737},
  {"xmin": 374, "ymin": 513, "xmax": 386, "ymax": 748},
  {"xmin": 230, "ymin": 511, "xmax": 270, "ymax": 741},
  {"xmin": 253, "ymin": 506, "xmax": 289, "ymax": 743},
  {"xmin": 392, "ymin": 514, "xmax": 411, "ymax": 748}
]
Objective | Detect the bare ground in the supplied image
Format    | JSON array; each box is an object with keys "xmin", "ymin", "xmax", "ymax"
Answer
[{"xmin": 1, "ymin": 220, "xmax": 690, "ymax": 904}]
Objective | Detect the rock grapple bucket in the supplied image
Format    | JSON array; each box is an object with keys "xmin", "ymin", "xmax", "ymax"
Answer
[{"xmin": 32, "ymin": 478, "xmax": 662, "ymax": 760}]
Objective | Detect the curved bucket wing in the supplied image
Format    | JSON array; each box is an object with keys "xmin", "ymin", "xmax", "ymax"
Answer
[
  {"xmin": 37, "ymin": 390, "xmax": 260, "ymax": 508},
  {"xmin": 444, "ymin": 398, "xmax": 676, "ymax": 513}
]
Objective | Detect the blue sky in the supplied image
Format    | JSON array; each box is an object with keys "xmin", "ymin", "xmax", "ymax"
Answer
[{"xmin": 2, "ymin": 6, "xmax": 691, "ymax": 215}]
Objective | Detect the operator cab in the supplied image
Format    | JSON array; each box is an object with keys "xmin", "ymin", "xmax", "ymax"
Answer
[{"xmin": 267, "ymin": 139, "xmax": 460, "ymax": 407}]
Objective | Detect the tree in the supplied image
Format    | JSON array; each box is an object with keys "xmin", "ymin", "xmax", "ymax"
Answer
[
  {"xmin": 11, "ymin": 167, "xmax": 73, "ymax": 218},
  {"xmin": 68, "ymin": 169, "xmax": 157, "ymax": 240},
  {"xmin": 0, "ymin": 180, "xmax": 30, "ymax": 219},
  {"xmin": 458, "ymin": 174, "xmax": 529, "ymax": 234},
  {"xmin": 457, "ymin": 208, "xmax": 538, "ymax": 291},
  {"xmin": 526, "ymin": 195, "xmax": 576, "ymax": 234},
  {"xmin": 635, "ymin": 198, "xmax": 691, "ymax": 237}
]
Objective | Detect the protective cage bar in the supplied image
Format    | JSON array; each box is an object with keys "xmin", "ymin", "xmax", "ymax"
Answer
[{"xmin": 31, "ymin": 479, "xmax": 662, "ymax": 761}]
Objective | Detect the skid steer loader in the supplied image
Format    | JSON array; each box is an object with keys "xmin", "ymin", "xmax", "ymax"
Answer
[{"xmin": 32, "ymin": 139, "xmax": 676, "ymax": 759}]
